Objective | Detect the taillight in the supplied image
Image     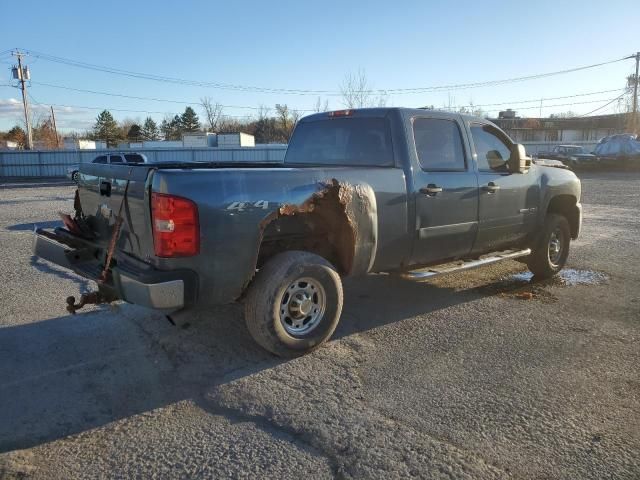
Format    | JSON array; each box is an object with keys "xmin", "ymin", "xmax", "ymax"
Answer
[
  {"xmin": 328, "ymin": 109, "xmax": 353, "ymax": 117},
  {"xmin": 151, "ymin": 193, "xmax": 199, "ymax": 257}
]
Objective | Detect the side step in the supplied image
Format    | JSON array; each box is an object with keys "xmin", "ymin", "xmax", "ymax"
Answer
[{"xmin": 399, "ymin": 248, "xmax": 531, "ymax": 280}]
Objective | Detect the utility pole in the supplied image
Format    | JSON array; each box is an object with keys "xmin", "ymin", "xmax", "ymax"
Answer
[
  {"xmin": 12, "ymin": 50, "xmax": 34, "ymax": 150},
  {"xmin": 632, "ymin": 51, "xmax": 639, "ymax": 134},
  {"xmin": 539, "ymin": 98, "xmax": 543, "ymax": 118},
  {"xmin": 50, "ymin": 106, "xmax": 60, "ymax": 149}
]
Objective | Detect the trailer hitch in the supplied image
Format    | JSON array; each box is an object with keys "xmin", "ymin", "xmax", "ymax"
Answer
[{"xmin": 66, "ymin": 291, "xmax": 112, "ymax": 314}]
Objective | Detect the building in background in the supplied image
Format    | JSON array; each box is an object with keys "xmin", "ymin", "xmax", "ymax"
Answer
[
  {"xmin": 63, "ymin": 138, "xmax": 107, "ymax": 150},
  {"xmin": 491, "ymin": 111, "xmax": 626, "ymax": 143},
  {"xmin": 216, "ymin": 133, "xmax": 255, "ymax": 148},
  {"xmin": 117, "ymin": 132, "xmax": 256, "ymax": 150},
  {"xmin": 0, "ymin": 140, "xmax": 19, "ymax": 150},
  {"xmin": 182, "ymin": 132, "xmax": 217, "ymax": 148}
]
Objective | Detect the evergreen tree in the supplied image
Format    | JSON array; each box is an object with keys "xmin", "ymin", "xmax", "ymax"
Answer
[
  {"xmin": 180, "ymin": 106, "xmax": 201, "ymax": 133},
  {"xmin": 93, "ymin": 110, "xmax": 121, "ymax": 147},
  {"xmin": 141, "ymin": 117, "xmax": 160, "ymax": 140},
  {"xmin": 160, "ymin": 119, "xmax": 171, "ymax": 140},
  {"xmin": 160, "ymin": 115, "xmax": 182, "ymax": 140},
  {"xmin": 127, "ymin": 124, "xmax": 143, "ymax": 142}
]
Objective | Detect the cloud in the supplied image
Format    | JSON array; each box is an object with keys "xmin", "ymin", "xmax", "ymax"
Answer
[
  {"xmin": 0, "ymin": 98, "xmax": 24, "ymax": 115},
  {"xmin": 0, "ymin": 98, "xmax": 93, "ymax": 131}
]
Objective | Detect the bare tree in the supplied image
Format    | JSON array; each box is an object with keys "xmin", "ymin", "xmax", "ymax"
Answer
[
  {"xmin": 314, "ymin": 97, "xmax": 329, "ymax": 112},
  {"xmin": 340, "ymin": 69, "xmax": 372, "ymax": 108},
  {"xmin": 200, "ymin": 97, "xmax": 224, "ymax": 132},
  {"xmin": 257, "ymin": 104, "xmax": 271, "ymax": 121},
  {"xmin": 275, "ymin": 104, "xmax": 291, "ymax": 134},
  {"xmin": 340, "ymin": 69, "xmax": 388, "ymax": 108}
]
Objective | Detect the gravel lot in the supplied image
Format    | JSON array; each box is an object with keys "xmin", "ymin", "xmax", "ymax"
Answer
[{"xmin": 0, "ymin": 172, "xmax": 638, "ymax": 479}]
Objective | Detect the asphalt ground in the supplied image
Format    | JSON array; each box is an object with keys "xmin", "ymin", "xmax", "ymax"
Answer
[{"xmin": 0, "ymin": 172, "xmax": 638, "ymax": 479}]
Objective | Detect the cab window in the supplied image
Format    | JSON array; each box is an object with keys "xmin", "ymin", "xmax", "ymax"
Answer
[
  {"xmin": 92, "ymin": 155, "xmax": 107, "ymax": 164},
  {"xmin": 470, "ymin": 124, "xmax": 511, "ymax": 172},
  {"xmin": 412, "ymin": 118, "xmax": 466, "ymax": 171}
]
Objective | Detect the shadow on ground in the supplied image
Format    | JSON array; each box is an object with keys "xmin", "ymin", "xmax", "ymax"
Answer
[
  {"xmin": 0, "ymin": 272, "xmax": 509, "ymax": 453},
  {"xmin": 6, "ymin": 221, "xmax": 63, "ymax": 232}
]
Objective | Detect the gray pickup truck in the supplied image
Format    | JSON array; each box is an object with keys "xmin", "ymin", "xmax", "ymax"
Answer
[{"xmin": 33, "ymin": 108, "xmax": 582, "ymax": 357}]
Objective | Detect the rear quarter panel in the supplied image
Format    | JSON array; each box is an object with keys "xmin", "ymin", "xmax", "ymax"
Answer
[{"xmin": 152, "ymin": 167, "xmax": 409, "ymax": 305}]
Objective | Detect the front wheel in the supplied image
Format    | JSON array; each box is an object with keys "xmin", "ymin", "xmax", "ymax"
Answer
[
  {"xmin": 244, "ymin": 251, "xmax": 343, "ymax": 357},
  {"xmin": 527, "ymin": 213, "xmax": 571, "ymax": 279},
  {"xmin": 71, "ymin": 171, "xmax": 80, "ymax": 183}
]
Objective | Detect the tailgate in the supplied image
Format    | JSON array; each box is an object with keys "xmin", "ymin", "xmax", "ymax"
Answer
[{"xmin": 77, "ymin": 163, "xmax": 156, "ymax": 261}]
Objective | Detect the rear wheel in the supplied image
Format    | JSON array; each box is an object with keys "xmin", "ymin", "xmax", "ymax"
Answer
[
  {"xmin": 244, "ymin": 251, "xmax": 343, "ymax": 357},
  {"xmin": 71, "ymin": 171, "xmax": 80, "ymax": 183},
  {"xmin": 527, "ymin": 213, "xmax": 571, "ymax": 279}
]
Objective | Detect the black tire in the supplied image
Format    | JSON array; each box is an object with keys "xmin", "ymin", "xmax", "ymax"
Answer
[
  {"xmin": 71, "ymin": 171, "xmax": 80, "ymax": 183},
  {"xmin": 244, "ymin": 251, "xmax": 343, "ymax": 357},
  {"xmin": 527, "ymin": 213, "xmax": 571, "ymax": 279}
]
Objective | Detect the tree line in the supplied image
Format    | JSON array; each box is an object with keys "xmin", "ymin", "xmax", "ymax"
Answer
[
  {"xmin": 0, "ymin": 70, "xmax": 392, "ymax": 148},
  {"xmin": 87, "ymin": 102, "xmax": 306, "ymax": 147}
]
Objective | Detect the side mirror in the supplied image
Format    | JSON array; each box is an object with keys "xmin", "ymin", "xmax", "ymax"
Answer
[{"xmin": 508, "ymin": 144, "xmax": 531, "ymax": 173}]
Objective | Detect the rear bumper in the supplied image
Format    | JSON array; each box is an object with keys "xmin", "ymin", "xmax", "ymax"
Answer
[{"xmin": 32, "ymin": 229, "xmax": 197, "ymax": 313}]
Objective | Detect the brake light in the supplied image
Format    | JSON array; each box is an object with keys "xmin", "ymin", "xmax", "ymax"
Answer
[
  {"xmin": 151, "ymin": 193, "xmax": 199, "ymax": 257},
  {"xmin": 328, "ymin": 109, "xmax": 353, "ymax": 117}
]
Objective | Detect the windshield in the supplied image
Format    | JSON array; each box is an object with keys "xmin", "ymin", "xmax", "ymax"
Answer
[{"xmin": 285, "ymin": 117, "xmax": 394, "ymax": 166}]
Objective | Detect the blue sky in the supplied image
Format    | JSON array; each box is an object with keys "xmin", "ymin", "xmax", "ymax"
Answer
[{"xmin": 1, "ymin": 0, "xmax": 638, "ymax": 132}]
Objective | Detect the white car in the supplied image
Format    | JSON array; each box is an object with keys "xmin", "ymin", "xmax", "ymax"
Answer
[{"xmin": 67, "ymin": 152, "xmax": 148, "ymax": 182}]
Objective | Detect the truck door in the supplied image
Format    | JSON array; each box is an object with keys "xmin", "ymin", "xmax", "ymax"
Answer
[
  {"xmin": 410, "ymin": 116, "xmax": 479, "ymax": 265},
  {"xmin": 468, "ymin": 123, "xmax": 539, "ymax": 253}
]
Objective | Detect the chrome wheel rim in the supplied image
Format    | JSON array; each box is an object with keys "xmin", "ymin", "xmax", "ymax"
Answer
[
  {"xmin": 279, "ymin": 277, "xmax": 326, "ymax": 336},
  {"xmin": 548, "ymin": 228, "xmax": 563, "ymax": 266}
]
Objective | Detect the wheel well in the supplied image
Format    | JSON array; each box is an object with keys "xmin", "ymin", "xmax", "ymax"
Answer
[
  {"xmin": 257, "ymin": 185, "xmax": 356, "ymax": 275},
  {"xmin": 547, "ymin": 195, "xmax": 579, "ymax": 239}
]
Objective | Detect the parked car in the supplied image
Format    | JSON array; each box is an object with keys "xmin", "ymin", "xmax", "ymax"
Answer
[
  {"xmin": 34, "ymin": 108, "xmax": 582, "ymax": 357},
  {"xmin": 66, "ymin": 152, "xmax": 148, "ymax": 182},
  {"xmin": 537, "ymin": 145, "xmax": 598, "ymax": 169},
  {"xmin": 593, "ymin": 134, "xmax": 640, "ymax": 169}
]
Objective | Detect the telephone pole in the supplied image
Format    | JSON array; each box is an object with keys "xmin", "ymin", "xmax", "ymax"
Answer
[
  {"xmin": 50, "ymin": 106, "xmax": 60, "ymax": 149},
  {"xmin": 632, "ymin": 51, "xmax": 639, "ymax": 134},
  {"xmin": 12, "ymin": 50, "xmax": 34, "ymax": 150}
]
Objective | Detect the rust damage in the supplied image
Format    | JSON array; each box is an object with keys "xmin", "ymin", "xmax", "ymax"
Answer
[{"xmin": 257, "ymin": 179, "xmax": 360, "ymax": 275}]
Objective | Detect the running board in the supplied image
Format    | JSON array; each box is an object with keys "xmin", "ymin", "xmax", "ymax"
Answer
[{"xmin": 399, "ymin": 248, "xmax": 531, "ymax": 280}]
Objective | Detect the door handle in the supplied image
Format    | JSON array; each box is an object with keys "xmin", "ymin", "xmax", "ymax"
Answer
[
  {"xmin": 483, "ymin": 182, "xmax": 500, "ymax": 193},
  {"xmin": 419, "ymin": 184, "xmax": 443, "ymax": 196}
]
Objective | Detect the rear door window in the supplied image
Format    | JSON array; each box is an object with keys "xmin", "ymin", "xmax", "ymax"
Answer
[
  {"xmin": 109, "ymin": 155, "xmax": 124, "ymax": 163},
  {"xmin": 285, "ymin": 117, "xmax": 394, "ymax": 166},
  {"xmin": 124, "ymin": 154, "xmax": 144, "ymax": 163},
  {"xmin": 412, "ymin": 118, "xmax": 466, "ymax": 171}
]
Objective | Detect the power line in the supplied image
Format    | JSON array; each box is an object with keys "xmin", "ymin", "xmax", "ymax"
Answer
[
  {"xmin": 430, "ymin": 88, "xmax": 624, "ymax": 110},
  {"xmin": 579, "ymin": 93, "xmax": 627, "ymax": 117},
  {"xmin": 17, "ymin": 48, "xmax": 632, "ymax": 95},
  {"xmin": 26, "ymin": 92, "xmax": 621, "ymax": 119},
  {"xmin": 30, "ymin": 81, "xmax": 317, "ymax": 111},
  {"xmin": 27, "ymin": 93, "xmax": 255, "ymax": 119},
  {"xmin": 31, "ymin": 80, "xmax": 623, "ymax": 113},
  {"xmin": 488, "ymin": 97, "xmax": 621, "ymax": 111}
]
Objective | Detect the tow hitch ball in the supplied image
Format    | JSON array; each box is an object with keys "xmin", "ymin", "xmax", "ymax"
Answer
[{"xmin": 66, "ymin": 292, "xmax": 111, "ymax": 314}]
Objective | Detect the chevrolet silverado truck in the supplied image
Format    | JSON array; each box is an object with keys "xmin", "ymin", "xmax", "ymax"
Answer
[{"xmin": 33, "ymin": 108, "xmax": 582, "ymax": 357}]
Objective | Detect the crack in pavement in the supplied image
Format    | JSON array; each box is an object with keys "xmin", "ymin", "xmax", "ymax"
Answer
[{"xmin": 203, "ymin": 337, "xmax": 510, "ymax": 479}]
